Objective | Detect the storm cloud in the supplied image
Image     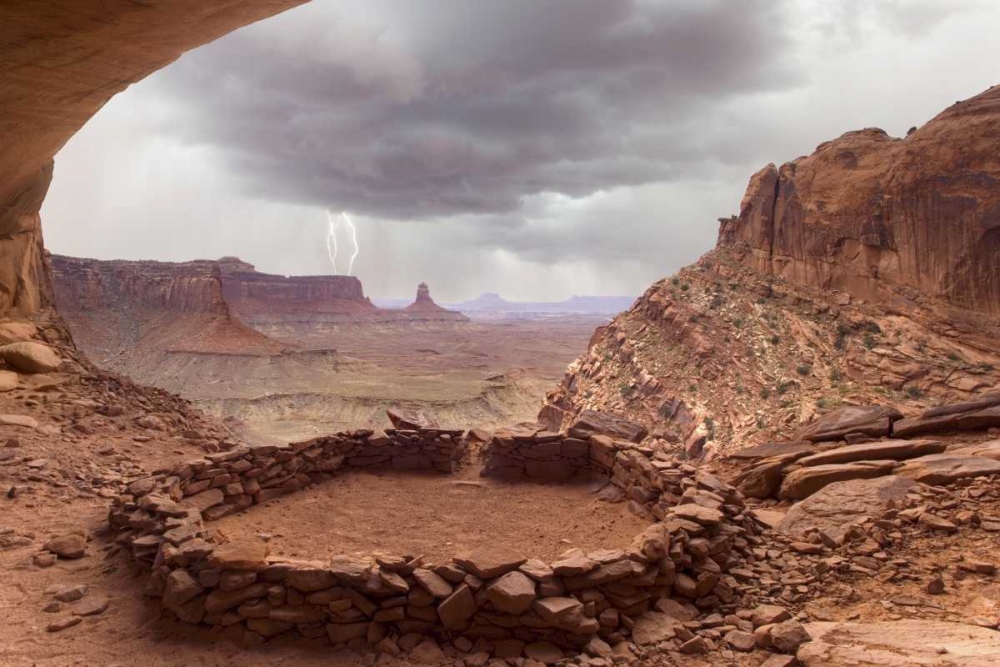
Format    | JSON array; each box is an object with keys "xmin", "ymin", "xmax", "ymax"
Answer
[
  {"xmin": 41, "ymin": 0, "xmax": 1000, "ymax": 301},
  {"xmin": 153, "ymin": 0, "xmax": 796, "ymax": 219}
]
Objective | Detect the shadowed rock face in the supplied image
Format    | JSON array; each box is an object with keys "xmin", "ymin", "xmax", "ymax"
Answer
[
  {"xmin": 719, "ymin": 85, "xmax": 1000, "ymax": 316},
  {"xmin": 0, "ymin": 0, "xmax": 309, "ymax": 317}
]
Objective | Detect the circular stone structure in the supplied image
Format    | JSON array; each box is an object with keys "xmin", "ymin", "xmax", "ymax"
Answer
[{"xmin": 108, "ymin": 421, "xmax": 754, "ymax": 659}]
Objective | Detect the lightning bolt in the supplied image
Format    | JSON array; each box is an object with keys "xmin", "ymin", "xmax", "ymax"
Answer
[
  {"xmin": 325, "ymin": 210, "xmax": 339, "ymax": 274},
  {"xmin": 341, "ymin": 211, "xmax": 360, "ymax": 276},
  {"xmin": 324, "ymin": 209, "xmax": 361, "ymax": 276}
]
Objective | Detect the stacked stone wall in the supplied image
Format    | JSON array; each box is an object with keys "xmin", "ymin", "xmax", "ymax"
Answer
[{"xmin": 109, "ymin": 422, "xmax": 758, "ymax": 657}]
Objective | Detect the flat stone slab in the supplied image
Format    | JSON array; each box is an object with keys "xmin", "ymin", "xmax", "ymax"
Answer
[
  {"xmin": 957, "ymin": 405, "xmax": 1000, "ymax": 430},
  {"xmin": 796, "ymin": 439, "xmax": 945, "ymax": 467},
  {"xmin": 778, "ymin": 476, "xmax": 915, "ymax": 542},
  {"xmin": 895, "ymin": 453, "xmax": 1000, "ymax": 485},
  {"xmin": 795, "ymin": 405, "xmax": 902, "ymax": 443},
  {"xmin": 779, "ymin": 460, "xmax": 897, "ymax": 500},
  {"xmin": 798, "ymin": 620, "xmax": 1000, "ymax": 666},
  {"xmin": 729, "ymin": 441, "xmax": 816, "ymax": 460},
  {"xmin": 567, "ymin": 410, "xmax": 648, "ymax": 443}
]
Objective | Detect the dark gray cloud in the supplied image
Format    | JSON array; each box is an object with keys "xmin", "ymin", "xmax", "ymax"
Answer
[
  {"xmin": 42, "ymin": 0, "xmax": 999, "ymax": 301},
  {"xmin": 152, "ymin": 0, "xmax": 799, "ymax": 220}
]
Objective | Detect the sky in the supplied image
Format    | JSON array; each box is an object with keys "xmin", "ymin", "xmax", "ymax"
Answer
[{"xmin": 41, "ymin": 0, "xmax": 1000, "ymax": 301}]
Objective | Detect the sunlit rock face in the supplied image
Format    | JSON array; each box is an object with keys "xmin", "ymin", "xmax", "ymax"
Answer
[
  {"xmin": 718, "ymin": 85, "xmax": 1000, "ymax": 317},
  {"xmin": 0, "ymin": 0, "xmax": 308, "ymax": 318}
]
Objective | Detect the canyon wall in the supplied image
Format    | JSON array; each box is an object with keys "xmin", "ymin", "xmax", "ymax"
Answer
[
  {"xmin": 718, "ymin": 85, "xmax": 1000, "ymax": 317},
  {"xmin": 0, "ymin": 0, "xmax": 308, "ymax": 319},
  {"xmin": 52, "ymin": 256, "xmax": 230, "ymax": 315}
]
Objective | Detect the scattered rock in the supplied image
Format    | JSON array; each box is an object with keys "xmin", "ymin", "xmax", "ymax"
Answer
[
  {"xmin": 725, "ymin": 629, "xmax": 757, "ymax": 652},
  {"xmin": 72, "ymin": 595, "xmax": 109, "ymax": 616},
  {"xmin": 46, "ymin": 616, "xmax": 82, "ymax": 632},
  {"xmin": 54, "ymin": 584, "xmax": 88, "ymax": 602}
]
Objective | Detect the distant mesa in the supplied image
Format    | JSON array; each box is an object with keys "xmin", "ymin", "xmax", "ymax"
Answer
[{"xmin": 450, "ymin": 293, "xmax": 635, "ymax": 316}]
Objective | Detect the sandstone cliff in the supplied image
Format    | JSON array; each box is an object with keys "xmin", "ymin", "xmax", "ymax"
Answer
[
  {"xmin": 543, "ymin": 87, "xmax": 1000, "ymax": 457},
  {"xmin": 49, "ymin": 254, "xmax": 292, "ymax": 362},
  {"xmin": 719, "ymin": 85, "xmax": 1000, "ymax": 317}
]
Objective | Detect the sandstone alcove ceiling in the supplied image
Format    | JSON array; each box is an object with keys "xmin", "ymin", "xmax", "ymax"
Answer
[{"xmin": 0, "ymin": 0, "xmax": 309, "ymax": 317}]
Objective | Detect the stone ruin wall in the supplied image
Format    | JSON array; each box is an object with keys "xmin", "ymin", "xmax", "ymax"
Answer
[{"xmin": 108, "ymin": 422, "xmax": 759, "ymax": 654}]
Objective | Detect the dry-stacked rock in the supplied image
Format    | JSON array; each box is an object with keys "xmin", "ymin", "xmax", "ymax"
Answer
[{"xmin": 108, "ymin": 412, "xmax": 759, "ymax": 657}]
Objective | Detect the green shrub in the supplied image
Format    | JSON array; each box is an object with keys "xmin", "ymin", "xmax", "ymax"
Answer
[{"xmin": 796, "ymin": 364, "xmax": 812, "ymax": 376}]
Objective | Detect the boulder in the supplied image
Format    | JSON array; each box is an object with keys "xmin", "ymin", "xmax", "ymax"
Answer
[
  {"xmin": 568, "ymin": 410, "xmax": 648, "ymax": 443},
  {"xmin": 798, "ymin": 620, "xmax": 1000, "ymax": 666},
  {"xmin": 796, "ymin": 439, "xmax": 945, "ymax": 467},
  {"xmin": 0, "ymin": 341, "xmax": 61, "ymax": 373},
  {"xmin": 0, "ymin": 321, "xmax": 37, "ymax": 344},
  {"xmin": 779, "ymin": 460, "xmax": 897, "ymax": 500},
  {"xmin": 778, "ymin": 476, "xmax": 915, "ymax": 542},
  {"xmin": 44, "ymin": 533, "xmax": 86, "ymax": 559},
  {"xmin": 895, "ymin": 453, "xmax": 1000, "ymax": 485},
  {"xmin": 735, "ymin": 457, "xmax": 790, "ymax": 498},
  {"xmin": 794, "ymin": 405, "xmax": 902, "ymax": 443}
]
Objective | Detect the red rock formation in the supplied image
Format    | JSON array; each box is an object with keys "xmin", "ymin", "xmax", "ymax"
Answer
[
  {"xmin": 52, "ymin": 255, "xmax": 230, "ymax": 315},
  {"xmin": 0, "ymin": 0, "xmax": 308, "ymax": 318},
  {"xmin": 544, "ymin": 88, "xmax": 1000, "ymax": 456},
  {"xmin": 719, "ymin": 85, "xmax": 1000, "ymax": 316},
  {"xmin": 49, "ymin": 255, "xmax": 290, "ymax": 359}
]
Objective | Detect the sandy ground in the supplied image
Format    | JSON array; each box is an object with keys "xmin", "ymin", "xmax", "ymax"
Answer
[{"xmin": 213, "ymin": 465, "xmax": 649, "ymax": 563}]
